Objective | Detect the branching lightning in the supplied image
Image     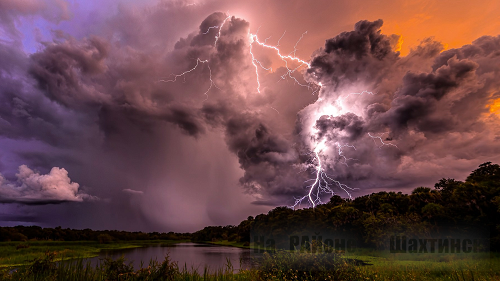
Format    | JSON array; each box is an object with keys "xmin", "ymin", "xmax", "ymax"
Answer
[
  {"xmin": 158, "ymin": 58, "xmax": 218, "ymax": 100},
  {"xmin": 249, "ymin": 33, "xmax": 310, "ymax": 68},
  {"xmin": 214, "ymin": 14, "xmax": 231, "ymax": 47},
  {"xmin": 159, "ymin": 14, "xmax": 395, "ymax": 209},
  {"xmin": 161, "ymin": 13, "xmax": 316, "ymax": 97},
  {"xmin": 158, "ymin": 15, "xmax": 231, "ymax": 99},
  {"xmin": 336, "ymin": 143, "xmax": 357, "ymax": 166},
  {"xmin": 290, "ymin": 90, "xmax": 399, "ymax": 209},
  {"xmin": 291, "ymin": 140, "xmax": 356, "ymax": 209},
  {"xmin": 368, "ymin": 132, "xmax": 398, "ymax": 149},
  {"xmin": 248, "ymin": 31, "xmax": 317, "ymax": 93}
]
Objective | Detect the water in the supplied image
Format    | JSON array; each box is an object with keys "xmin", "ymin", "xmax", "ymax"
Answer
[{"xmin": 87, "ymin": 243, "xmax": 253, "ymax": 273}]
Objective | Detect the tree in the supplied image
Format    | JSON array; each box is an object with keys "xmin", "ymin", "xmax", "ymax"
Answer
[{"xmin": 98, "ymin": 234, "xmax": 114, "ymax": 244}]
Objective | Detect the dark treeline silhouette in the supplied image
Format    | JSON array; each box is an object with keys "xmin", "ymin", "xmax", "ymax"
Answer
[
  {"xmin": 192, "ymin": 162, "xmax": 500, "ymax": 251},
  {"xmin": 0, "ymin": 226, "xmax": 191, "ymax": 243},
  {"xmin": 2, "ymin": 163, "xmax": 499, "ymax": 250}
]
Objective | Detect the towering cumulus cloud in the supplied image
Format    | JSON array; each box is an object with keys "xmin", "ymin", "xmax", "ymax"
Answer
[{"xmin": 0, "ymin": 165, "xmax": 95, "ymax": 204}]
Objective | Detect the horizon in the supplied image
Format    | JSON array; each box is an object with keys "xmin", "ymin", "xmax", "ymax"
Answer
[{"xmin": 1, "ymin": 0, "xmax": 500, "ymax": 233}]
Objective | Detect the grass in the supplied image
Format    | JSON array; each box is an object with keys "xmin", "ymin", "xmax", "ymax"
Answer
[
  {"xmin": 342, "ymin": 248, "xmax": 500, "ymax": 280},
  {"xmin": 0, "ymin": 240, "xmax": 186, "ymax": 268},
  {"xmin": 203, "ymin": 240, "xmax": 251, "ymax": 249},
  {"xmin": 205, "ymin": 241, "xmax": 500, "ymax": 280},
  {"xmin": 1, "ymin": 241, "xmax": 499, "ymax": 280},
  {"xmin": 1, "ymin": 249, "xmax": 499, "ymax": 281}
]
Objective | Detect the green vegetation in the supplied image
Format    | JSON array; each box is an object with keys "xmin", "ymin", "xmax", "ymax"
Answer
[
  {"xmin": 0, "ymin": 250, "xmax": 499, "ymax": 280},
  {"xmin": 0, "ymin": 240, "xmax": 185, "ymax": 268},
  {"xmin": 0, "ymin": 226, "xmax": 191, "ymax": 242},
  {"xmin": 204, "ymin": 240, "xmax": 251, "ymax": 249},
  {"xmin": 0, "ymin": 223, "xmax": 191, "ymax": 268}
]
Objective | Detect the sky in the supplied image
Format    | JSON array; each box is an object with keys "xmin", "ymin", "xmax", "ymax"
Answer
[{"xmin": 0, "ymin": 0, "xmax": 499, "ymax": 232}]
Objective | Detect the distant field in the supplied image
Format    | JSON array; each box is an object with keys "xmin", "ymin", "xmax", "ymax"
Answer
[
  {"xmin": 203, "ymin": 240, "xmax": 251, "ymax": 248},
  {"xmin": 0, "ymin": 240, "xmax": 185, "ymax": 267}
]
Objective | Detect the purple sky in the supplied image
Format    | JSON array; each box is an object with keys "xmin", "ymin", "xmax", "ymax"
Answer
[{"xmin": 1, "ymin": 0, "xmax": 500, "ymax": 232}]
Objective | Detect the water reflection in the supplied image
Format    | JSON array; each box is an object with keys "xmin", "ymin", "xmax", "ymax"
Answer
[{"xmin": 89, "ymin": 243, "xmax": 252, "ymax": 273}]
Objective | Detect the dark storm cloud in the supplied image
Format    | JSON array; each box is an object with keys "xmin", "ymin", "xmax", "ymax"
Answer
[
  {"xmin": 189, "ymin": 12, "xmax": 228, "ymax": 47},
  {"xmin": 0, "ymin": 43, "xmax": 92, "ymax": 148},
  {"xmin": 315, "ymin": 113, "xmax": 365, "ymax": 142},
  {"xmin": 379, "ymin": 57, "xmax": 478, "ymax": 136},
  {"xmin": 29, "ymin": 36, "xmax": 111, "ymax": 107},
  {"xmin": 301, "ymin": 20, "xmax": 500, "ymax": 194},
  {"xmin": 1, "ymin": 9, "xmax": 273, "ymax": 229},
  {"xmin": 306, "ymin": 19, "xmax": 399, "ymax": 89},
  {"xmin": 202, "ymin": 101, "xmax": 307, "ymax": 201},
  {"xmin": 26, "ymin": 26, "xmax": 217, "ymax": 138},
  {"xmin": 224, "ymin": 114, "xmax": 303, "ymax": 196},
  {"xmin": 169, "ymin": 14, "xmax": 311, "ymax": 200},
  {"xmin": 96, "ymin": 104, "xmax": 205, "ymax": 137},
  {"xmin": 367, "ymin": 35, "xmax": 499, "ymax": 139}
]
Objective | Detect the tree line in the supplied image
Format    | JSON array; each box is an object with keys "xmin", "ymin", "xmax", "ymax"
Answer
[
  {"xmin": 192, "ymin": 162, "xmax": 500, "ymax": 251},
  {"xmin": 0, "ymin": 226, "xmax": 191, "ymax": 243},
  {"xmin": 2, "ymin": 162, "xmax": 499, "ymax": 250}
]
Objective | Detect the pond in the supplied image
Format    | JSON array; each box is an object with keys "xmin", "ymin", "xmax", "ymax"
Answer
[{"xmin": 87, "ymin": 242, "xmax": 253, "ymax": 273}]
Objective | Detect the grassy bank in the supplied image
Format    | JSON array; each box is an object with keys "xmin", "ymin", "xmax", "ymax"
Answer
[
  {"xmin": 203, "ymin": 240, "xmax": 276, "ymax": 252},
  {"xmin": 0, "ymin": 240, "xmax": 186, "ymax": 268},
  {"xmin": 2, "ymin": 240, "xmax": 499, "ymax": 280},
  {"xmin": 208, "ymin": 241, "xmax": 500, "ymax": 280},
  {"xmin": 344, "ymin": 249, "xmax": 500, "ymax": 280},
  {"xmin": 0, "ymin": 249, "xmax": 499, "ymax": 280},
  {"xmin": 202, "ymin": 240, "xmax": 251, "ymax": 249}
]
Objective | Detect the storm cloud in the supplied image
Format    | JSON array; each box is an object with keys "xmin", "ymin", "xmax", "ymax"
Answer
[
  {"xmin": 0, "ymin": 0, "xmax": 499, "ymax": 231},
  {"xmin": 301, "ymin": 19, "xmax": 500, "ymax": 194}
]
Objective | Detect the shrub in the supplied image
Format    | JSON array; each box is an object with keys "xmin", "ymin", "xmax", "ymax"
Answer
[
  {"xmin": 16, "ymin": 243, "xmax": 30, "ymax": 250},
  {"xmin": 258, "ymin": 249, "xmax": 361, "ymax": 280},
  {"xmin": 100, "ymin": 256, "xmax": 134, "ymax": 281}
]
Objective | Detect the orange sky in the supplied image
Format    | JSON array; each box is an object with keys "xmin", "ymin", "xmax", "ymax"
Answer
[
  {"xmin": 355, "ymin": 0, "xmax": 500, "ymax": 55},
  {"xmin": 225, "ymin": 0, "xmax": 500, "ymax": 58}
]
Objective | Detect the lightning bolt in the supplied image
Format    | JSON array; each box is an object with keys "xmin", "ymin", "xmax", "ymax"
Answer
[
  {"xmin": 345, "ymin": 90, "xmax": 374, "ymax": 98},
  {"xmin": 368, "ymin": 132, "xmax": 398, "ymax": 149},
  {"xmin": 158, "ymin": 58, "xmax": 218, "ymax": 101},
  {"xmin": 159, "ymin": 15, "xmax": 394, "ymax": 209},
  {"xmin": 248, "ymin": 29, "xmax": 320, "ymax": 93},
  {"xmin": 249, "ymin": 33, "xmax": 310, "ymax": 68},
  {"xmin": 158, "ymin": 15, "xmax": 232, "ymax": 99},
  {"xmin": 161, "ymin": 13, "xmax": 316, "ymax": 97},
  {"xmin": 214, "ymin": 14, "xmax": 232, "ymax": 47},
  {"xmin": 336, "ymin": 143, "xmax": 357, "ymax": 166},
  {"xmin": 202, "ymin": 26, "xmax": 219, "ymax": 34},
  {"xmin": 291, "ymin": 90, "xmax": 399, "ymax": 209},
  {"xmin": 291, "ymin": 140, "xmax": 356, "ymax": 209}
]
